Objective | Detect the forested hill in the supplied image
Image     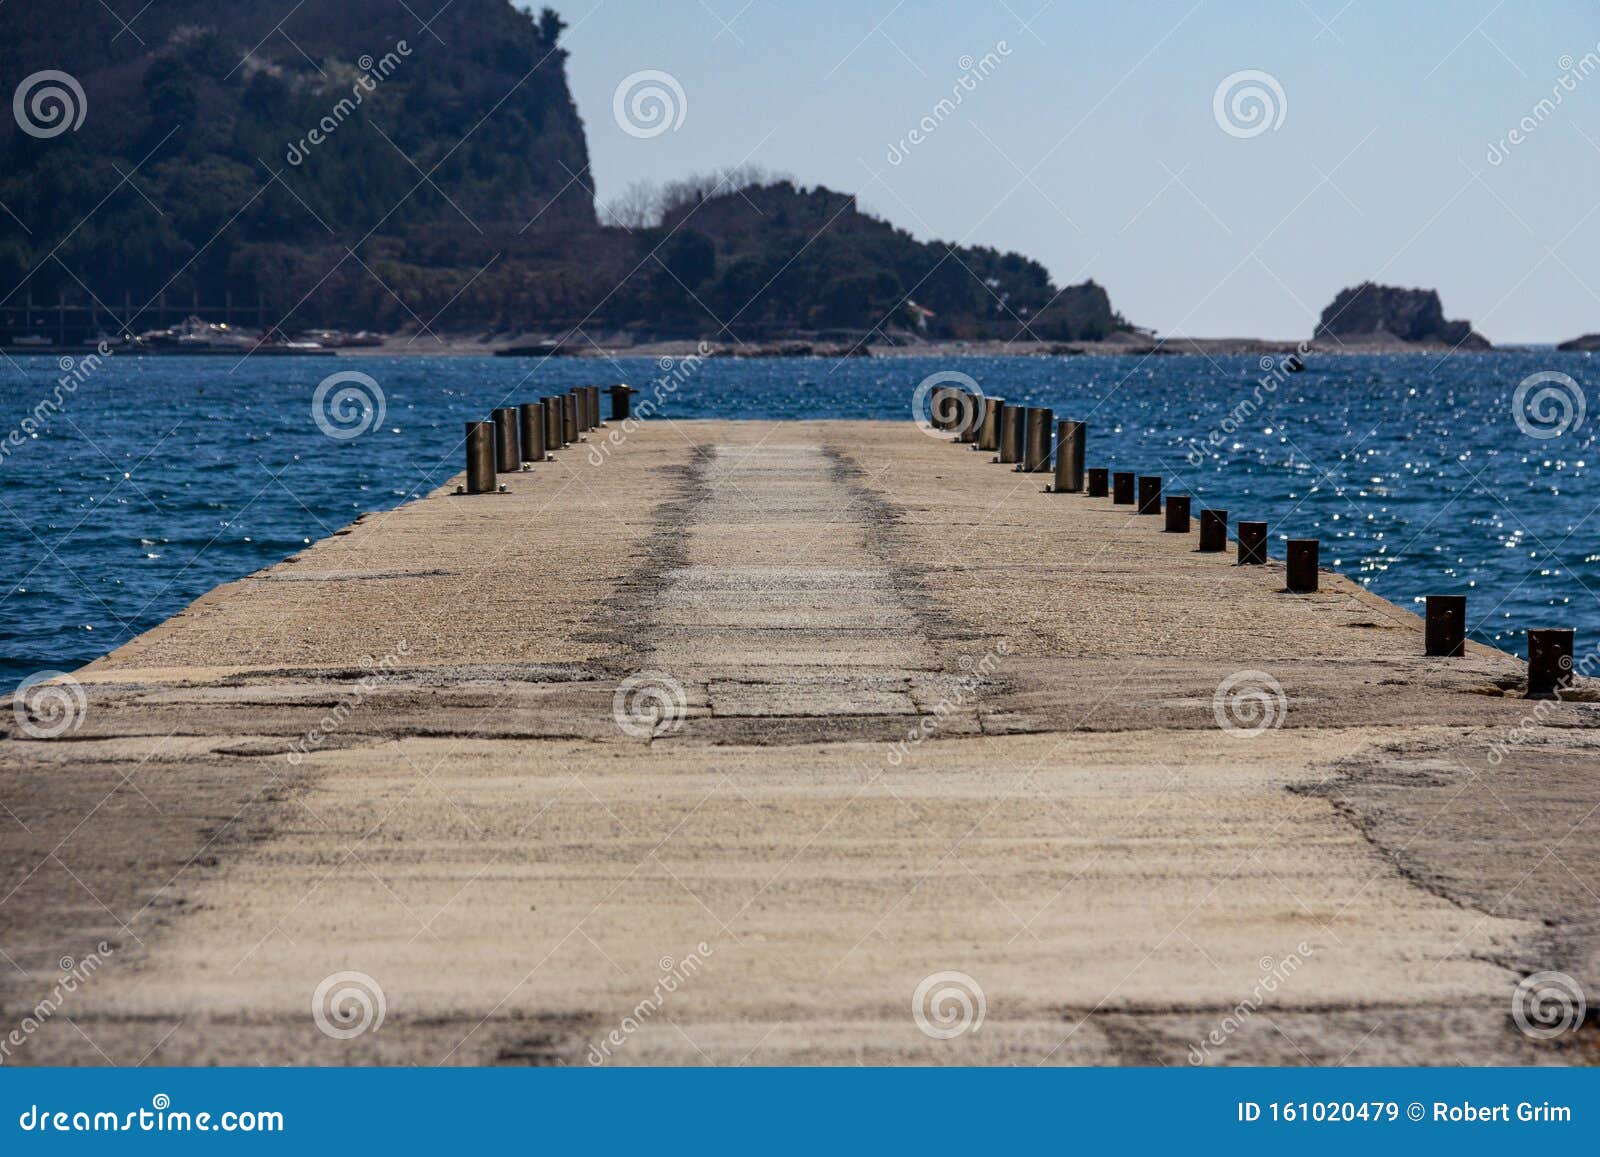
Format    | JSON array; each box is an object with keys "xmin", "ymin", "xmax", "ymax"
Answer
[{"xmin": 0, "ymin": 1, "xmax": 1128, "ymax": 342}]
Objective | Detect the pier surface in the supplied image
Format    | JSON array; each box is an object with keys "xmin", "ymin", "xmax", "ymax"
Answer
[{"xmin": 3, "ymin": 420, "xmax": 1598, "ymax": 1066}]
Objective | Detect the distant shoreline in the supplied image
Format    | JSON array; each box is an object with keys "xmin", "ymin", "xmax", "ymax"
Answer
[{"xmin": 4, "ymin": 334, "xmax": 1559, "ymax": 360}]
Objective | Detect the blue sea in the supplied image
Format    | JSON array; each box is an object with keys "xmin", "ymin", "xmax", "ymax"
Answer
[{"xmin": 1, "ymin": 350, "xmax": 1595, "ymax": 683}]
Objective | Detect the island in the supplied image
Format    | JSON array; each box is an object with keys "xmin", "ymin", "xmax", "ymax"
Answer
[{"xmin": 1313, "ymin": 283, "xmax": 1491, "ymax": 350}]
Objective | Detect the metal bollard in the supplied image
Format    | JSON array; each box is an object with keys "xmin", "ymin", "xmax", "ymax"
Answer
[
  {"xmin": 1137, "ymin": 475, "xmax": 1161, "ymax": 514},
  {"xmin": 978, "ymin": 397, "xmax": 1003, "ymax": 452},
  {"xmin": 609, "ymin": 384, "xmax": 634, "ymax": 421},
  {"xmin": 493, "ymin": 407, "xmax": 520, "ymax": 473},
  {"xmin": 1199, "ymin": 510, "xmax": 1228, "ymax": 552},
  {"xmin": 576, "ymin": 387, "xmax": 593, "ymax": 432},
  {"xmin": 1237, "ymin": 521, "xmax": 1268, "ymax": 565},
  {"xmin": 930, "ymin": 386, "xmax": 956, "ymax": 432},
  {"xmin": 1052, "ymin": 420, "xmax": 1085, "ymax": 492},
  {"xmin": 1286, "ymin": 539, "xmax": 1319, "ymax": 592},
  {"xmin": 1113, "ymin": 471, "xmax": 1135, "ymax": 504},
  {"xmin": 1087, "ymin": 467, "xmax": 1109, "ymax": 497},
  {"xmin": 998, "ymin": 404, "xmax": 1025, "ymax": 464},
  {"xmin": 464, "ymin": 421, "xmax": 496, "ymax": 494},
  {"xmin": 1526, "ymin": 628, "xmax": 1576, "ymax": 698},
  {"xmin": 519, "ymin": 402, "xmax": 547, "ymax": 464},
  {"xmin": 588, "ymin": 385, "xmax": 604, "ymax": 427},
  {"xmin": 1424, "ymin": 595, "xmax": 1466, "ymax": 658},
  {"xmin": 1165, "ymin": 495, "xmax": 1191, "ymax": 533},
  {"xmin": 563, "ymin": 392, "xmax": 580, "ymax": 442},
  {"xmin": 1021, "ymin": 407, "xmax": 1054, "ymax": 472},
  {"xmin": 542, "ymin": 395, "xmax": 565, "ymax": 451},
  {"xmin": 956, "ymin": 392, "xmax": 981, "ymax": 443}
]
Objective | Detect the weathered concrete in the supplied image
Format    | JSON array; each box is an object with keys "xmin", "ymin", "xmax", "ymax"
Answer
[{"xmin": 2, "ymin": 420, "xmax": 1597, "ymax": 1066}]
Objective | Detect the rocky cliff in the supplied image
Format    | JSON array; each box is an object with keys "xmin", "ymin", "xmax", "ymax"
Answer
[
  {"xmin": 1314, "ymin": 283, "xmax": 1489, "ymax": 349},
  {"xmin": 0, "ymin": 2, "xmax": 1128, "ymax": 342}
]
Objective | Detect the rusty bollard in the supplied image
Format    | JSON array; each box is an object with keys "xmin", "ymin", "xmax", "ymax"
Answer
[
  {"xmin": 930, "ymin": 386, "xmax": 958, "ymax": 433},
  {"xmin": 541, "ymin": 396, "xmax": 565, "ymax": 451},
  {"xmin": 1425, "ymin": 595, "xmax": 1466, "ymax": 658},
  {"xmin": 563, "ymin": 393, "xmax": 580, "ymax": 442},
  {"xmin": 519, "ymin": 402, "xmax": 547, "ymax": 465},
  {"xmin": 1137, "ymin": 475, "xmax": 1162, "ymax": 514},
  {"xmin": 1527, "ymin": 629, "xmax": 1576, "ymax": 698},
  {"xmin": 1052, "ymin": 420, "xmax": 1085, "ymax": 492},
  {"xmin": 997, "ymin": 404, "xmax": 1025, "ymax": 464},
  {"xmin": 587, "ymin": 385, "xmax": 604, "ymax": 427},
  {"xmin": 977, "ymin": 397, "xmax": 1003, "ymax": 452},
  {"xmin": 1021, "ymin": 407, "xmax": 1054, "ymax": 473},
  {"xmin": 1286, "ymin": 539, "xmax": 1319, "ymax": 592},
  {"xmin": 1237, "ymin": 521, "xmax": 1267, "ymax": 565},
  {"xmin": 1113, "ymin": 471, "xmax": 1135, "ymax": 504},
  {"xmin": 1199, "ymin": 510, "xmax": 1228, "ymax": 552},
  {"xmin": 464, "ymin": 421, "xmax": 496, "ymax": 494},
  {"xmin": 492, "ymin": 407, "xmax": 520, "ymax": 473},
  {"xmin": 953, "ymin": 392, "xmax": 979, "ymax": 441},
  {"xmin": 1087, "ymin": 467, "xmax": 1109, "ymax": 497},
  {"xmin": 609, "ymin": 384, "xmax": 634, "ymax": 421},
  {"xmin": 1165, "ymin": 495, "xmax": 1191, "ymax": 533}
]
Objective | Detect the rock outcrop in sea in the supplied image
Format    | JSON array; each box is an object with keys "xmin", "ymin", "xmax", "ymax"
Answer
[{"xmin": 1314, "ymin": 283, "xmax": 1490, "ymax": 350}]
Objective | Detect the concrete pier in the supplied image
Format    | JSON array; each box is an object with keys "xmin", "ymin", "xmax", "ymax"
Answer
[{"xmin": 2, "ymin": 420, "xmax": 1597, "ymax": 1067}]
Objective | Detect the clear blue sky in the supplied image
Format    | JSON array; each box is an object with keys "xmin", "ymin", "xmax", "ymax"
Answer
[{"xmin": 537, "ymin": 0, "xmax": 1600, "ymax": 343}]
